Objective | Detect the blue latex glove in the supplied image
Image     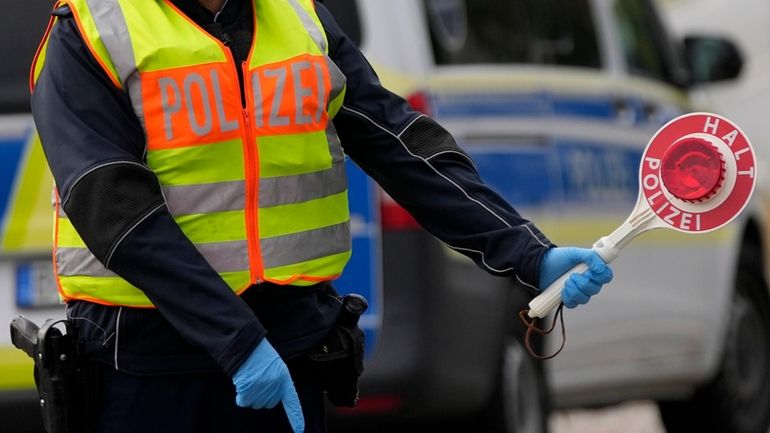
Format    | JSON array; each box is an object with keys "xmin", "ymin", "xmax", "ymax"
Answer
[
  {"xmin": 232, "ymin": 339, "xmax": 305, "ymax": 433},
  {"xmin": 539, "ymin": 247, "xmax": 613, "ymax": 308}
]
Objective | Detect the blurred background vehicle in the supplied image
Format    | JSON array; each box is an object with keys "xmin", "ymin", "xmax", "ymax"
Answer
[
  {"xmin": 1, "ymin": 1, "xmax": 768, "ymax": 433},
  {"xmin": 321, "ymin": 1, "xmax": 770, "ymax": 432},
  {"xmin": 0, "ymin": 4, "xmax": 68, "ymax": 432}
]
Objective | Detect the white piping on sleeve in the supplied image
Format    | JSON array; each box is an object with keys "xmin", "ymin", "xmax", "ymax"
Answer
[
  {"xmin": 446, "ymin": 244, "xmax": 514, "ymax": 274},
  {"xmin": 114, "ymin": 307, "xmax": 123, "ymax": 370},
  {"xmin": 68, "ymin": 315, "xmax": 115, "ymax": 346},
  {"xmin": 443, "ymin": 243, "xmax": 539, "ymax": 289},
  {"xmin": 515, "ymin": 275, "xmax": 539, "ymax": 291},
  {"xmin": 213, "ymin": 0, "xmax": 230, "ymax": 22},
  {"xmin": 104, "ymin": 202, "xmax": 166, "ymax": 268},
  {"xmin": 61, "ymin": 161, "xmax": 153, "ymax": 208},
  {"xmin": 523, "ymin": 222, "xmax": 549, "ymax": 245},
  {"xmin": 341, "ymin": 105, "xmax": 549, "ymax": 249},
  {"xmin": 396, "ymin": 114, "xmax": 424, "ymax": 137},
  {"xmin": 425, "ymin": 149, "xmax": 478, "ymax": 168}
]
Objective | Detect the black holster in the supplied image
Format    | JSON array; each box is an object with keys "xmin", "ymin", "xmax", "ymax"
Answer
[
  {"xmin": 310, "ymin": 294, "xmax": 367, "ymax": 407},
  {"xmin": 10, "ymin": 317, "xmax": 98, "ymax": 433}
]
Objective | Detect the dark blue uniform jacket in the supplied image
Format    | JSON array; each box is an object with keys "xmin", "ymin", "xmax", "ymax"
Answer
[{"xmin": 30, "ymin": 0, "xmax": 553, "ymax": 377}]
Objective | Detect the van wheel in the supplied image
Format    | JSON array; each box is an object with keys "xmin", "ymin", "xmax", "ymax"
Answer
[
  {"xmin": 658, "ymin": 243, "xmax": 770, "ymax": 433},
  {"xmin": 480, "ymin": 337, "xmax": 550, "ymax": 433}
]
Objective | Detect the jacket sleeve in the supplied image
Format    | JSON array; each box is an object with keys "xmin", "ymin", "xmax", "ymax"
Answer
[
  {"xmin": 315, "ymin": 4, "xmax": 553, "ymax": 289},
  {"xmin": 30, "ymin": 12, "xmax": 264, "ymax": 376}
]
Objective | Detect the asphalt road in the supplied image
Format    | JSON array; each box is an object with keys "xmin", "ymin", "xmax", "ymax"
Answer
[
  {"xmin": 11, "ymin": 398, "xmax": 766, "ymax": 433},
  {"xmin": 551, "ymin": 401, "xmax": 665, "ymax": 433},
  {"xmin": 330, "ymin": 401, "xmax": 667, "ymax": 433}
]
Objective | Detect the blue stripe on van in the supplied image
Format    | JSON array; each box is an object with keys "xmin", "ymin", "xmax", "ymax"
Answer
[
  {"xmin": 552, "ymin": 139, "xmax": 641, "ymax": 205},
  {"xmin": 434, "ymin": 92, "xmax": 550, "ymax": 117},
  {"xmin": 433, "ymin": 92, "xmax": 648, "ymax": 122},
  {"xmin": 335, "ymin": 160, "xmax": 382, "ymax": 358},
  {"xmin": 467, "ymin": 146, "xmax": 557, "ymax": 206},
  {"xmin": 551, "ymin": 96, "xmax": 617, "ymax": 119},
  {"xmin": 465, "ymin": 140, "xmax": 642, "ymax": 208}
]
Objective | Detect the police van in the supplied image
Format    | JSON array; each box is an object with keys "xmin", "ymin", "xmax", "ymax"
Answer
[
  {"xmin": 322, "ymin": 1, "xmax": 770, "ymax": 433},
  {"xmin": 1, "ymin": 1, "xmax": 768, "ymax": 433},
  {"xmin": 0, "ymin": 3, "xmax": 67, "ymax": 430}
]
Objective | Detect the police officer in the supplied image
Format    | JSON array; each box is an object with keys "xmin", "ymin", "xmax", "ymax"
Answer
[{"xmin": 30, "ymin": 0, "xmax": 612, "ymax": 432}]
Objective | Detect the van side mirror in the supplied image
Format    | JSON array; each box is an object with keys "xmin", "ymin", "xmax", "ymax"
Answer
[{"xmin": 684, "ymin": 35, "xmax": 743, "ymax": 85}]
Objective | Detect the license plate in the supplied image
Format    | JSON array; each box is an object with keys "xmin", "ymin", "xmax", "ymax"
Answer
[{"xmin": 16, "ymin": 260, "xmax": 60, "ymax": 308}]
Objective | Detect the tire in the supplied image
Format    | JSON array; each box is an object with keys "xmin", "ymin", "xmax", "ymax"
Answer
[
  {"xmin": 658, "ymin": 243, "xmax": 770, "ymax": 433},
  {"xmin": 479, "ymin": 337, "xmax": 550, "ymax": 433}
]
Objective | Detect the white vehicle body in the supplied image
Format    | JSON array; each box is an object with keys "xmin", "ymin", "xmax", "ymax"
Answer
[
  {"xmin": 355, "ymin": 0, "xmax": 736, "ymax": 406},
  {"xmin": 339, "ymin": 2, "xmax": 769, "ymax": 431}
]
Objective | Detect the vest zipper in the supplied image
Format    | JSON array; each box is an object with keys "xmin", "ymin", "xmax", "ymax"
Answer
[
  {"xmin": 241, "ymin": 103, "xmax": 264, "ymax": 284},
  {"xmin": 223, "ymin": 48, "xmax": 264, "ymax": 285}
]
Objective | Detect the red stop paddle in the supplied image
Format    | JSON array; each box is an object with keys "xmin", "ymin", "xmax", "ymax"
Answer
[{"xmin": 528, "ymin": 112, "xmax": 757, "ymax": 319}]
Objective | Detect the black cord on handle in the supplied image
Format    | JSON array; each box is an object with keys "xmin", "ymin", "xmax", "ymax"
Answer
[{"xmin": 518, "ymin": 303, "xmax": 566, "ymax": 360}]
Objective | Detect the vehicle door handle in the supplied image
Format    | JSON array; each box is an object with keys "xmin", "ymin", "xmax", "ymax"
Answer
[
  {"xmin": 643, "ymin": 102, "xmax": 661, "ymax": 123},
  {"xmin": 613, "ymin": 97, "xmax": 635, "ymax": 123}
]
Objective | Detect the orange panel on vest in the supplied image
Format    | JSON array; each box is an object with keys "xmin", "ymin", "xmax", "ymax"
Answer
[
  {"xmin": 247, "ymin": 54, "xmax": 331, "ymax": 136},
  {"xmin": 142, "ymin": 62, "xmax": 244, "ymax": 150}
]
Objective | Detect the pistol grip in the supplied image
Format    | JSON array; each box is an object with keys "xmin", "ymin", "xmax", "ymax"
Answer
[{"xmin": 10, "ymin": 316, "xmax": 40, "ymax": 359}]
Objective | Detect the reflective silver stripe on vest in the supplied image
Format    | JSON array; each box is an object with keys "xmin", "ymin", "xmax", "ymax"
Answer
[
  {"xmin": 163, "ymin": 181, "xmax": 245, "ymax": 215},
  {"xmin": 287, "ymin": 0, "xmax": 327, "ymax": 53},
  {"xmin": 195, "ymin": 241, "xmax": 250, "ymax": 273},
  {"xmin": 261, "ymin": 221, "xmax": 350, "ymax": 268},
  {"xmin": 325, "ymin": 57, "xmax": 346, "ymax": 104},
  {"xmin": 84, "ymin": 0, "xmax": 135, "ymax": 85},
  {"xmin": 56, "ymin": 240, "xmax": 248, "ymax": 276},
  {"xmin": 128, "ymin": 75, "xmax": 146, "ymax": 132},
  {"xmin": 259, "ymin": 160, "xmax": 346, "ymax": 208},
  {"xmin": 325, "ymin": 121, "xmax": 344, "ymax": 162},
  {"xmin": 85, "ymin": 0, "xmax": 147, "ymax": 129},
  {"xmin": 256, "ymin": 120, "xmax": 348, "ymax": 208},
  {"xmin": 57, "ymin": 247, "xmax": 115, "ymax": 277}
]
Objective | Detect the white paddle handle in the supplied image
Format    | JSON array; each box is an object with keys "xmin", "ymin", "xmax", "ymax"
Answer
[
  {"xmin": 528, "ymin": 262, "xmax": 590, "ymax": 319},
  {"xmin": 526, "ymin": 211, "xmax": 654, "ymax": 319}
]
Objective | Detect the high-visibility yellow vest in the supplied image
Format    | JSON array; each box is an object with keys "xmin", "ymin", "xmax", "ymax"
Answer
[{"xmin": 31, "ymin": 0, "xmax": 351, "ymax": 307}]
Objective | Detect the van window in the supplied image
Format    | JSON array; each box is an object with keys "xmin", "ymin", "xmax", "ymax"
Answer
[
  {"xmin": 1, "ymin": 3, "xmax": 53, "ymax": 113},
  {"xmin": 425, "ymin": 0, "xmax": 601, "ymax": 68},
  {"xmin": 613, "ymin": 0, "xmax": 685, "ymax": 85},
  {"xmin": 321, "ymin": 0, "xmax": 363, "ymax": 47}
]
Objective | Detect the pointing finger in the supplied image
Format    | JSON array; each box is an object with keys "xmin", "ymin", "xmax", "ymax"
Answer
[{"xmin": 281, "ymin": 384, "xmax": 305, "ymax": 433}]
